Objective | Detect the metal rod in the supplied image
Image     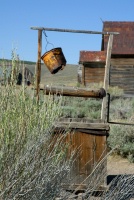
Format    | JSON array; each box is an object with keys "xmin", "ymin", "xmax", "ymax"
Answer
[
  {"xmin": 107, "ymin": 93, "xmax": 110, "ymax": 123},
  {"xmin": 31, "ymin": 27, "xmax": 119, "ymax": 35},
  {"xmin": 107, "ymin": 93, "xmax": 134, "ymax": 126},
  {"xmin": 108, "ymin": 122, "xmax": 134, "ymax": 126}
]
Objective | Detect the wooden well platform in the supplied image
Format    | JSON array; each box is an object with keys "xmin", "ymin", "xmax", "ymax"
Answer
[
  {"xmin": 42, "ymin": 85, "xmax": 110, "ymax": 190},
  {"xmin": 53, "ymin": 118, "xmax": 109, "ymax": 191},
  {"xmin": 41, "ymin": 84, "xmax": 110, "ymax": 191}
]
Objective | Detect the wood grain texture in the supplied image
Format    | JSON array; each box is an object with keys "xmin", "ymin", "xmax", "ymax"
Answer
[
  {"xmin": 53, "ymin": 129, "xmax": 107, "ymax": 186},
  {"xmin": 43, "ymin": 85, "xmax": 106, "ymax": 98}
]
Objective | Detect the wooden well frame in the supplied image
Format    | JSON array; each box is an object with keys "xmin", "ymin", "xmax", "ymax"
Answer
[{"xmin": 31, "ymin": 26, "xmax": 118, "ymax": 190}]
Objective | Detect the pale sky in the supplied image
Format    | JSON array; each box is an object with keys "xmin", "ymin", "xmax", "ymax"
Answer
[{"xmin": 0, "ymin": 0, "xmax": 134, "ymax": 64}]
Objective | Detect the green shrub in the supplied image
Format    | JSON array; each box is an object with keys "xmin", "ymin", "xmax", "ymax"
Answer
[
  {"xmin": 108, "ymin": 125, "xmax": 134, "ymax": 163},
  {"xmin": 0, "ymin": 84, "xmax": 71, "ymax": 199},
  {"xmin": 108, "ymin": 86, "xmax": 123, "ymax": 96},
  {"xmin": 61, "ymin": 96, "xmax": 102, "ymax": 119},
  {"xmin": 108, "ymin": 96, "xmax": 134, "ymax": 163}
]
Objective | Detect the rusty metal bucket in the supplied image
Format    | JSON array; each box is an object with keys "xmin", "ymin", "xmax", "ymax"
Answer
[{"xmin": 41, "ymin": 47, "xmax": 67, "ymax": 74}]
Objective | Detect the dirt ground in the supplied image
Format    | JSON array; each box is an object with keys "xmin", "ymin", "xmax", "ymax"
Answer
[{"xmin": 107, "ymin": 154, "xmax": 134, "ymax": 175}]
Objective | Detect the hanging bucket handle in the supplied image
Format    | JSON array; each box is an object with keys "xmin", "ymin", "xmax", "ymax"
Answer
[{"xmin": 43, "ymin": 30, "xmax": 54, "ymax": 51}]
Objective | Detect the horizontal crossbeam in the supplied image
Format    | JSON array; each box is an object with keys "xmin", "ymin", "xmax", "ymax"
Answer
[
  {"xmin": 43, "ymin": 86, "xmax": 106, "ymax": 98},
  {"xmin": 31, "ymin": 27, "xmax": 119, "ymax": 35}
]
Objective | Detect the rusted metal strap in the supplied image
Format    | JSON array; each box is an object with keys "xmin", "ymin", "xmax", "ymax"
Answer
[
  {"xmin": 74, "ymin": 128, "xmax": 109, "ymax": 136},
  {"xmin": 54, "ymin": 127, "xmax": 109, "ymax": 136}
]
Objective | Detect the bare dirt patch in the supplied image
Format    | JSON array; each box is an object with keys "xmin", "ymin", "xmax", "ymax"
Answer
[{"xmin": 107, "ymin": 154, "xmax": 134, "ymax": 175}]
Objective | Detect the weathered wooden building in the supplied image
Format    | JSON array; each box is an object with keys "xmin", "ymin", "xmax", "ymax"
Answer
[
  {"xmin": 0, "ymin": 63, "xmax": 34, "ymax": 86},
  {"xmin": 79, "ymin": 21, "xmax": 134, "ymax": 96},
  {"xmin": 79, "ymin": 51, "xmax": 106, "ymax": 86}
]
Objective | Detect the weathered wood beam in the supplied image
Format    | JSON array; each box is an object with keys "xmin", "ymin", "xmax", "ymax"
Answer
[
  {"xmin": 36, "ymin": 30, "xmax": 42, "ymax": 101},
  {"xmin": 103, "ymin": 34, "xmax": 113, "ymax": 91},
  {"xmin": 82, "ymin": 64, "xmax": 85, "ymax": 86},
  {"xmin": 31, "ymin": 27, "xmax": 119, "ymax": 35},
  {"xmin": 56, "ymin": 118, "xmax": 103, "ymax": 123},
  {"xmin": 43, "ymin": 86, "xmax": 106, "ymax": 98},
  {"xmin": 101, "ymin": 34, "xmax": 113, "ymax": 121},
  {"xmin": 54, "ymin": 122, "xmax": 110, "ymax": 130}
]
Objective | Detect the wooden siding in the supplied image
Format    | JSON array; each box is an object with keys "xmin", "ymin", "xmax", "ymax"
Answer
[
  {"xmin": 81, "ymin": 58, "xmax": 134, "ymax": 96},
  {"xmin": 110, "ymin": 58, "xmax": 134, "ymax": 95},
  {"xmin": 54, "ymin": 129, "xmax": 107, "ymax": 188},
  {"xmin": 84, "ymin": 63, "xmax": 105, "ymax": 86},
  {"xmin": 53, "ymin": 118, "xmax": 108, "ymax": 189}
]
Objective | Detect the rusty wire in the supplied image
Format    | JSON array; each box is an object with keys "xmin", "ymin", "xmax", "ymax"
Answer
[{"xmin": 43, "ymin": 30, "xmax": 54, "ymax": 51}]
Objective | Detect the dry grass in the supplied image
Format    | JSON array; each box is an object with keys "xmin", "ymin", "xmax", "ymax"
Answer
[{"xmin": 0, "ymin": 83, "xmax": 72, "ymax": 200}]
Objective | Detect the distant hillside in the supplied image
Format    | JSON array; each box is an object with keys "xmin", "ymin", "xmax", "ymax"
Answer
[
  {"xmin": 27, "ymin": 63, "xmax": 78, "ymax": 86},
  {"xmin": 0, "ymin": 59, "xmax": 36, "ymax": 65},
  {"xmin": 0, "ymin": 59, "xmax": 78, "ymax": 86}
]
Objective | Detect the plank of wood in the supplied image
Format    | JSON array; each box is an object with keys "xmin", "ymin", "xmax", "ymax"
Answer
[
  {"xmin": 85, "ymin": 74, "xmax": 105, "ymax": 78},
  {"xmin": 54, "ymin": 122, "xmax": 110, "ymax": 130},
  {"xmin": 82, "ymin": 64, "xmax": 85, "ymax": 86},
  {"xmin": 57, "ymin": 118, "xmax": 103, "ymax": 123},
  {"xmin": 111, "ymin": 66, "xmax": 134, "ymax": 70},
  {"xmin": 85, "ymin": 69, "xmax": 105, "ymax": 73},
  {"xmin": 111, "ymin": 71, "xmax": 134, "ymax": 75},
  {"xmin": 111, "ymin": 58, "xmax": 134, "ymax": 65},
  {"xmin": 110, "ymin": 82, "xmax": 134, "ymax": 86},
  {"xmin": 110, "ymin": 78, "xmax": 134, "ymax": 82},
  {"xmin": 85, "ymin": 77, "xmax": 104, "ymax": 81},
  {"xmin": 43, "ymin": 85, "xmax": 106, "ymax": 98},
  {"xmin": 110, "ymin": 74, "xmax": 134, "ymax": 78}
]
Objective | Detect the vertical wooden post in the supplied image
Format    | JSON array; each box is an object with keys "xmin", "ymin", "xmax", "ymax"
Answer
[
  {"xmin": 82, "ymin": 64, "xmax": 85, "ymax": 86},
  {"xmin": 101, "ymin": 34, "xmax": 113, "ymax": 122},
  {"xmin": 36, "ymin": 30, "xmax": 42, "ymax": 101}
]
